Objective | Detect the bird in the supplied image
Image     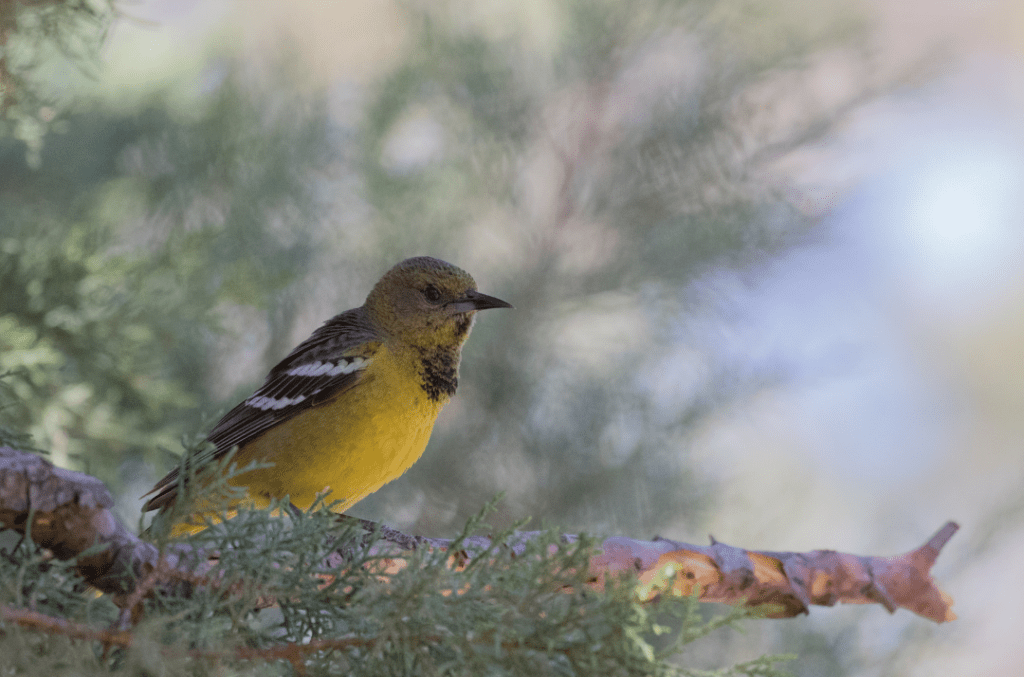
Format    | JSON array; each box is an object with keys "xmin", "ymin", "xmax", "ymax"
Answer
[{"xmin": 143, "ymin": 256, "xmax": 511, "ymax": 532}]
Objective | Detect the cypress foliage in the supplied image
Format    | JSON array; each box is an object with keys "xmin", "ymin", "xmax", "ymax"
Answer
[{"xmin": 1, "ymin": 493, "xmax": 794, "ymax": 676}]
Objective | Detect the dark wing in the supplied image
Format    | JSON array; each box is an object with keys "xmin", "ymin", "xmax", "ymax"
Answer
[{"xmin": 143, "ymin": 306, "xmax": 380, "ymax": 511}]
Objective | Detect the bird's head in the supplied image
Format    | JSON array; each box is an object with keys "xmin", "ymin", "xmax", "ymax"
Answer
[{"xmin": 365, "ymin": 256, "xmax": 512, "ymax": 350}]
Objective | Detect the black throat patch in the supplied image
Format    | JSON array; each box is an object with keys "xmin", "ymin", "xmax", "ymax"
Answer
[
  {"xmin": 454, "ymin": 314, "xmax": 473, "ymax": 339},
  {"xmin": 417, "ymin": 347, "xmax": 460, "ymax": 402}
]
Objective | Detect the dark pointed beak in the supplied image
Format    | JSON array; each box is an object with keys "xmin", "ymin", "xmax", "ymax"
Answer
[{"xmin": 449, "ymin": 289, "xmax": 513, "ymax": 313}]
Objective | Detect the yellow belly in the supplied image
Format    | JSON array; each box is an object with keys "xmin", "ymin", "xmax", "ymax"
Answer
[
  {"xmin": 170, "ymin": 346, "xmax": 446, "ymax": 536},
  {"xmin": 234, "ymin": 344, "xmax": 445, "ymax": 513}
]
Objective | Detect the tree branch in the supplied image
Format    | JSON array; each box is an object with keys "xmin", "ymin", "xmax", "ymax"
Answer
[{"xmin": 0, "ymin": 445, "xmax": 957, "ymax": 625}]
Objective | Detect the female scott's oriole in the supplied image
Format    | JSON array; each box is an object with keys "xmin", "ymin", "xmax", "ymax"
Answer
[{"xmin": 143, "ymin": 256, "xmax": 511, "ymax": 530}]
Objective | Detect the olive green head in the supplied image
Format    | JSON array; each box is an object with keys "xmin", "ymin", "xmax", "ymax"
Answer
[{"xmin": 365, "ymin": 256, "xmax": 512, "ymax": 350}]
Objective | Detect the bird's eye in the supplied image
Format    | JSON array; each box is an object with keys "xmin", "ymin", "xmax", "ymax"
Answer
[{"xmin": 423, "ymin": 285, "xmax": 442, "ymax": 303}]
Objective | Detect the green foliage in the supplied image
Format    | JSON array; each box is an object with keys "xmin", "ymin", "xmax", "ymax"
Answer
[
  {"xmin": 0, "ymin": 61, "xmax": 332, "ymax": 502},
  {"xmin": 0, "ymin": 371, "xmax": 37, "ymax": 450},
  {"xmin": 1, "ymin": 502, "xmax": 794, "ymax": 676},
  {"xmin": 0, "ymin": 0, "xmax": 116, "ymax": 166}
]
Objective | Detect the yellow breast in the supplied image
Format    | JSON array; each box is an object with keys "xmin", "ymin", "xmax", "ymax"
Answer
[{"xmin": 230, "ymin": 343, "xmax": 447, "ymax": 512}]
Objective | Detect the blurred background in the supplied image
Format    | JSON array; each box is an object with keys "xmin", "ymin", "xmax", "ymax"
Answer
[{"xmin": 1, "ymin": 0, "xmax": 1021, "ymax": 674}]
